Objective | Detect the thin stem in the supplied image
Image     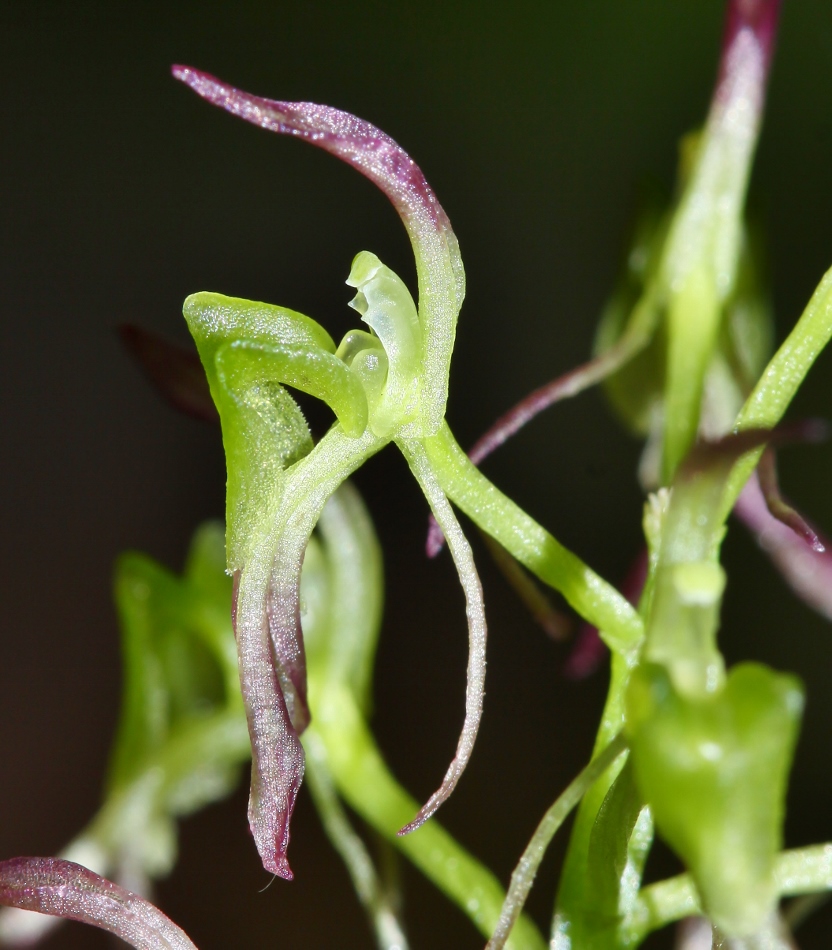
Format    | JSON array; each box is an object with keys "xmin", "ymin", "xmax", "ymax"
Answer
[
  {"xmin": 486, "ymin": 734, "xmax": 628, "ymax": 950},
  {"xmin": 721, "ymin": 265, "xmax": 832, "ymax": 521},
  {"xmin": 310, "ymin": 684, "xmax": 547, "ymax": 950},
  {"xmin": 481, "ymin": 533, "xmax": 571, "ymax": 642},
  {"xmin": 468, "ymin": 290, "xmax": 658, "ymax": 467},
  {"xmin": 304, "ymin": 730, "xmax": 409, "ymax": 950},
  {"xmin": 775, "ymin": 845, "xmax": 832, "ymax": 896},
  {"xmin": 627, "ymin": 844, "xmax": 832, "ymax": 942},
  {"xmin": 627, "ymin": 874, "xmax": 702, "ymax": 943}
]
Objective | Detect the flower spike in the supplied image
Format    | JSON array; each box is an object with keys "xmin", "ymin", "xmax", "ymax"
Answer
[
  {"xmin": 0, "ymin": 858, "xmax": 199, "ymax": 950},
  {"xmin": 172, "ymin": 65, "xmax": 464, "ymax": 435}
]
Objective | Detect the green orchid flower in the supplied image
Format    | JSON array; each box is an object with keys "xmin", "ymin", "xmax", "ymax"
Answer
[{"xmin": 173, "ymin": 65, "xmax": 485, "ymax": 880}]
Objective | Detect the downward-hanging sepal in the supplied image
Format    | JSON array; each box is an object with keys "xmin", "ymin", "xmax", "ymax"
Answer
[
  {"xmin": 0, "ymin": 858, "xmax": 199, "ymax": 950},
  {"xmin": 233, "ymin": 564, "xmax": 305, "ymax": 880},
  {"xmin": 173, "ymin": 66, "xmax": 464, "ymax": 435}
]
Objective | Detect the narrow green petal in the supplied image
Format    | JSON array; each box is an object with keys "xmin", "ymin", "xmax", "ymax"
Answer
[
  {"xmin": 397, "ymin": 438, "xmax": 487, "ymax": 833},
  {"xmin": 216, "ymin": 339, "xmax": 369, "ymax": 437}
]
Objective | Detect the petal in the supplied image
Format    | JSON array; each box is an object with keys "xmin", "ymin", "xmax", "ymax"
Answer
[
  {"xmin": 183, "ymin": 292, "xmax": 321, "ymax": 571},
  {"xmin": 397, "ymin": 439, "xmax": 486, "ymax": 833},
  {"xmin": 0, "ymin": 858, "xmax": 198, "ymax": 950},
  {"xmin": 172, "ymin": 66, "xmax": 464, "ymax": 435},
  {"xmin": 216, "ymin": 339, "xmax": 369, "ymax": 438},
  {"xmin": 235, "ymin": 428, "xmax": 387, "ymax": 876},
  {"xmin": 233, "ymin": 569, "xmax": 304, "ymax": 880}
]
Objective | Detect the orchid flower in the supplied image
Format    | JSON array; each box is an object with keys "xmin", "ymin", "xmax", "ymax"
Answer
[
  {"xmin": 172, "ymin": 65, "xmax": 482, "ymax": 881},
  {"xmin": 173, "ymin": 66, "xmax": 641, "ymax": 883}
]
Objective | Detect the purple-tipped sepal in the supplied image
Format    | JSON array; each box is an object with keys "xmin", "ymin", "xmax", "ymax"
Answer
[
  {"xmin": 0, "ymin": 858, "xmax": 198, "ymax": 950},
  {"xmin": 756, "ymin": 442, "xmax": 826, "ymax": 552},
  {"xmin": 172, "ymin": 65, "xmax": 464, "ymax": 435},
  {"xmin": 719, "ymin": 0, "xmax": 782, "ymax": 92},
  {"xmin": 169, "ymin": 66, "xmax": 459, "ymax": 276},
  {"xmin": 232, "ymin": 571, "xmax": 305, "ymax": 880}
]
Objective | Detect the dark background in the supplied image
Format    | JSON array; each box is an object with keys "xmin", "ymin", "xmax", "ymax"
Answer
[{"xmin": 3, "ymin": 1, "xmax": 832, "ymax": 947}]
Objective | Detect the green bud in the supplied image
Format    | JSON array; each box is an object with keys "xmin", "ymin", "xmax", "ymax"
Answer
[{"xmin": 627, "ymin": 662, "xmax": 803, "ymax": 938}]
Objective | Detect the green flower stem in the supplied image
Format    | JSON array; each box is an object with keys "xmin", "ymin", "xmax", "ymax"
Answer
[
  {"xmin": 625, "ymin": 873, "xmax": 701, "ymax": 944},
  {"xmin": 486, "ymin": 734, "xmax": 628, "ymax": 950},
  {"xmin": 625, "ymin": 844, "xmax": 832, "ymax": 943},
  {"xmin": 720, "ymin": 265, "xmax": 832, "ymax": 522},
  {"xmin": 551, "ymin": 652, "xmax": 637, "ymax": 948},
  {"xmin": 424, "ymin": 423, "xmax": 643, "ymax": 653},
  {"xmin": 774, "ymin": 844, "xmax": 832, "ymax": 896},
  {"xmin": 309, "ymin": 682, "xmax": 546, "ymax": 950},
  {"xmin": 304, "ymin": 730, "xmax": 410, "ymax": 950},
  {"xmin": 309, "ymin": 485, "xmax": 542, "ymax": 947}
]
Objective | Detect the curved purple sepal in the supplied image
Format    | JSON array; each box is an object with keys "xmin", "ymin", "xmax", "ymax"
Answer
[
  {"xmin": 0, "ymin": 858, "xmax": 198, "ymax": 950},
  {"xmin": 172, "ymin": 65, "xmax": 464, "ymax": 434},
  {"xmin": 757, "ymin": 446, "xmax": 825, "ymax": 552},
  {"xmin": 232, "ymin": 572, "xmax": 304, "ymax": 880},
  {"xmin": 170, "ymin": 65, "xmax": 458, "ymax": 272}
]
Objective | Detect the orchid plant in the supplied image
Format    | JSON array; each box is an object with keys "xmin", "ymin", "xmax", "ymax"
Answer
[{"xmin": 6, "ymin": 1, "xmax": 832, "ymax": 948}]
